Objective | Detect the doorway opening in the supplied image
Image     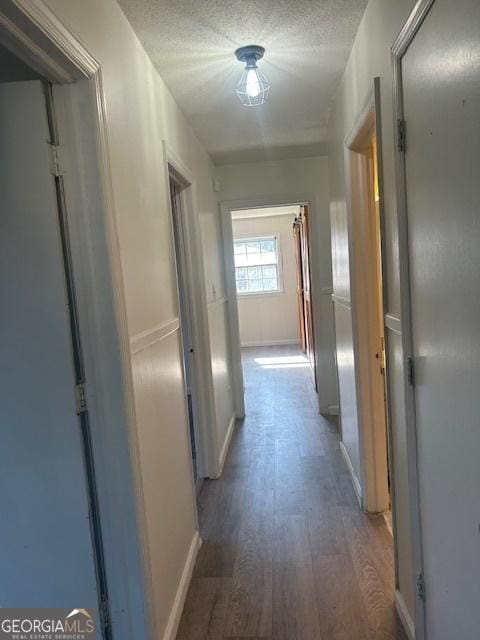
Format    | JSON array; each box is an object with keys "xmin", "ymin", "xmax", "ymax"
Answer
[
  {"xmin": 169, "ymin": 171, "xmax": 204, "ymax": 494},
  {"xmin": 345, "ymin": 80, "xmax": 392, "ymax": 517},
  {"xmin": 222, "ymin": 202, "xmax": 317, "ymax": 409}
]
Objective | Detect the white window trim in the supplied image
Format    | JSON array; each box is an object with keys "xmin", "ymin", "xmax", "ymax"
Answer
[{"xmin": 234, "ymin": 233, "xmax": 284, "ymax": 297}]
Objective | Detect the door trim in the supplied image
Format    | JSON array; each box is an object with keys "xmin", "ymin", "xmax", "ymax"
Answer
[
  {"xmin": 164, "ymin": 140, "xmax": 220, "ymax": 479},
  {"xmin": 343, "ymin": 78, "xmax": 391, "ymax": 515},
  {"xmin": 0, "ymin": 2, "xmax": 153, "ymax": 637},
  {"xmin": 391, "ymin": 1, "xmax": 436, "ymax": 638}
]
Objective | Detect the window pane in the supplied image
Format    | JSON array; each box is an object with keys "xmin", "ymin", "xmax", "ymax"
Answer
[
  {"xmin": 246, "ymin": 241, "xmax": 261, "ymax": 253},
  {"xmin": 263, "ymin": 277, "xmax": 278, "ymax": 291},
  {"xmin": 236, "ymin": 279, "xmax": 247, "ymax": 292},
  {"xmin": 234, "ymin": 242, "xmax": 246, "ymax": 254},
  {"xmin": 262, "ymin": 265, "xmax": 277, "ymax": 278},
  {"xmin": 246, "ymin": 252, "xmax": 262, "ymax": 266},
  {"xmin": 259, "ymin": 251, "xmax": 276, "ymax": 265},
  {"xmin": 248, "ymin": 278, "xmax": 263, "ymax": 292},
  {"xmin": 234, "ymin": 253, "xmax": 248, "ymax": 267},
  {"xmin": 235, "ymin": 267, "xmax": 247, "ymax": 280},
  {"xmin": 261, "ymin": 240, "xmax": 275, "ymax": 252},
  {"xmin": 247, "ymin": 266, "xmax": 261, "ymax": 278}
]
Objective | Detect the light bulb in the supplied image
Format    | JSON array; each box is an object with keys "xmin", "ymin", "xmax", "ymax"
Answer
[
  {"xmin": 235, "ymin": 45, "xmax": 270, "ymax": 106},
  {"xmin": 245, "ymin": 68, "xmax": 260, "ymax": 98}
]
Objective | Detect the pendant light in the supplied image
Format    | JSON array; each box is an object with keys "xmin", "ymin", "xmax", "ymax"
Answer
[{"xmin": 234, "ymin": 45, "xmax": 270, "ymax": 106}]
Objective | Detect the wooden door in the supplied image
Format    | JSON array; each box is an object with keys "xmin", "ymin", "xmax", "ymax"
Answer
[
  {"xmin": 401, "ymin": 1, "xmax": 480, "ymax": 636},
  {"xmin": 293, "ymin": 217, "xmax": 306, "ymax": 352},
  {"xmin": 299, "ymin": 205, "xmax": 316, "ymax": 387}
]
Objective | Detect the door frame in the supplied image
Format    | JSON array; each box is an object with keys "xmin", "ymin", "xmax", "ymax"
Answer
[
  {"xmin": 0, "ymin": 1, "xmax": 152, "ymax": 637},
  {"xmin": 298, "ymin": 204, "xmax": 317, "ymax": 388},
  {"xmin": 292, "ymin": 218, "xmax": 307, "ymax": 353},
  {"xmin": 220, "ymin": 193, "xmax": 326, "ymax": 418},
  {"xmin": 391, "ymin": 1, "xmax": 435, "ymax": 638},
  {"xmin": 163, "ymin": 141, "xmax": 219, "ymax": 480},
  {"xmin": 344, "ymin": 78, "xmax": 391, "ymax": 515}
]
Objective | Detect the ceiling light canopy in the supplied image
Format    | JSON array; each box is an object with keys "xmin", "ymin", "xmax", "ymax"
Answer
[{"xmin": 235, "ymin": 45, "xmax": 270, "ymax": 107}]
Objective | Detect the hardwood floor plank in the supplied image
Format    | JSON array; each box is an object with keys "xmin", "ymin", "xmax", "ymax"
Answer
[
  {"xmin": 307, "ymin": 506, "xmax": 349, "ymax": 558},
  {"xmin": 176, "ymin": 577, "xmax": 231, "ymax": 640},
  {"xmin": 274, "ymin": 438, "xmax": 305, "ymax": 516},
  {"xmin": 342, "ymin": 510, "xmax": 404, "ymax": 639},
  {"xmin": 343, "ymin": 509, "xmax": 395, "ymax": 576},
  {"xmin": 194, "ymin": 470, "xmax": 246, "ymax": 578},
  {"xmin": 274, "ymin": 514, "xmax": 311, "ymax": 565},
  {"xmin": 313, "ymin": 554, "xmax": 370, "ymax": 640},
  {"xmin": 296, "ymin": 419, "xmax": 326, "ymax": 457},
  {"xmin": 301, "ymin": 456, "xmax": 339, "ymax": 510},
  {"xmin": 272, "ymin": 561, "xmax": 323, "ymax": 640},
  {"xmin": 223, "ymin": 564, "xmax": 272, "ymax": 638}
]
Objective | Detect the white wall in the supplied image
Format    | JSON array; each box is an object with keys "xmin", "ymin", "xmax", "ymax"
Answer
[
  {"xmin": 327, "ymin": 0, "xmax": 417, "ymax": 628},
  {"xmin": 217, "ymin": 156, "xmax": 338, "ymax": 414},
  {"xmin": 42, "ymin": 1, "xmax": 235, "ymax": 637},
  {"xmin": 232, "ymin": 212, "xmax": 299, "ymax": 347}
]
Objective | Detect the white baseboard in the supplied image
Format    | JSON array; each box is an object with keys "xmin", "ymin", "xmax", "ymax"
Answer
[
  {"xmin": 395, "ymin": 590, "xmax": 415, "ymax": 640},
  {"xmin": 162, "ymin": 531, "xmax": 201, "ymax": 640},
  {"xmin": 241, "ymin": 339, "xmax": 300, "ymax": 348},
  {"xmin": 339, "ymin": 441, "xmax": 362, "ymax": 506},
  {"xmin": 213, "ymin": 413, "xmax": 236, "ymax": 478}
]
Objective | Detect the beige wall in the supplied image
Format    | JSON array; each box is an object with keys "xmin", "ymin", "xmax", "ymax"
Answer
[
  {"xmin": 42, "ymin": 0, "xmax": 234, "ymax": 637},
  {"xmin": 327, "ymin": 0, "xmax": 417, "ymax": 627},
  {"xmin": 217, "ymin": 156, "xmax": 338, "ymax": 414},
  {"xmin": 233, "ymin": 212, "xmax": 299, "ymax": 347}
]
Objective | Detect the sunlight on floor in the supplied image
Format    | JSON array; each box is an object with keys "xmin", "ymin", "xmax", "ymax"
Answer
[{"xmin": 254, "ymin": 354, "xmax": 310, "ymax": 369}]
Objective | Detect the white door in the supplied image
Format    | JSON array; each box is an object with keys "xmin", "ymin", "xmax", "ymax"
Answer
[
  {"xmin": 0, "ymin": 81, "xmax": 101, "ymax": 617},
  {"xmin": 401, "ymin": 1, "xmax": 480, "ymax": 637}
]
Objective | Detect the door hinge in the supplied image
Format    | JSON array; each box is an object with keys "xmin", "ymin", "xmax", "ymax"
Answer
[
  {"xmin": 99, "ymin": 596, "xmax": 111, "ymax": 631},
  {"xmin": 75, "ymin": 382, "xmax": 88, "ymax": 415},
  {"xmin": 406, "ymin": 356, "xmax": 415, "ymax": 386},
  {"xmin": 48, "ymin": 143, "xmax": 64, "ymax": 176},
  {"xmin": 397, "ymin": 118, "xmax": 406, "ymax": 152},
  {"xmin": 416, "ymin": 571, "xmax": 425, "ymax": 601}
]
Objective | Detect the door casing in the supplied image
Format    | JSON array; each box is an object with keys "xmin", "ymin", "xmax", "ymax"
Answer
[
  {"xmin": 343, "ymin": 79, "xmax": 391, "ymax": 516},
  {"xmin": 292, "ymin": 217, "xmax": 307, "ymax": 352},
  {"xmin": 163, "ymin": 141, "xmax": 220, "ymax": 480}
]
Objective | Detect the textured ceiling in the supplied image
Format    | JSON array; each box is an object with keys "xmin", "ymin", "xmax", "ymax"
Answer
[{"xmin": 117, "ymin": 0, "xmax": 367, "ymax": 164}]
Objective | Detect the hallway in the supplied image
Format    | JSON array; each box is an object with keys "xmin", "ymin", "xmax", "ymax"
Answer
[{"xmin": 177, "ymin": 346, "xmax": 405, "ymax": 639}]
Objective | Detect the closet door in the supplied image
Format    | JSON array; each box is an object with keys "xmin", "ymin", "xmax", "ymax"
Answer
[{"xmin": 0, "ymin": 80, "xmax": 101, "ymax": 621}]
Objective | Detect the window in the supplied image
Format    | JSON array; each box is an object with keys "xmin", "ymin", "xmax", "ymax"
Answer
[{"xmin": 234, "ymin": 236, "xmax": 281, "ymax": 294}]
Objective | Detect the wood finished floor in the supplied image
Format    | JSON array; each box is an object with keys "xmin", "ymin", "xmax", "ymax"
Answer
[{"xmin": 176, "ymin": 346, "xmax": 406, "ymax": 640}]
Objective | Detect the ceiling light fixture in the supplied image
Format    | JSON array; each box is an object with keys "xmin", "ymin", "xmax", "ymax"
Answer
[{"xmin": 235, "ymin": 45, "xmax": 270, "ymax": 107}]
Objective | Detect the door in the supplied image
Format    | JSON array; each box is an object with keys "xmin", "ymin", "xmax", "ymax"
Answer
[
  {"xmin": 401, "ymin": 1, "xmax": 480, "ymax": 636},
  {"xmin": 293, "ymin": 217, "xmax": 306, "ymax": 352},
  {"xmin": 169, "ymin": 179, "xmax": 202, "ymax": 488},
  {"xmin": 0, "ymin": 81, "xmax": 102, "ymax": 620},
  {"xmin": 299, "ymin": 205, "xmax": 316, "ymax": 387}
]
